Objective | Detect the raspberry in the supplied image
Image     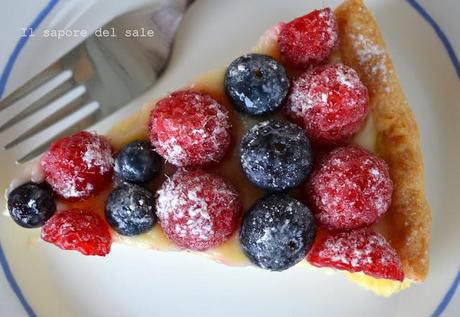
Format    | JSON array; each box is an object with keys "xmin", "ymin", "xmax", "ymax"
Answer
[
  {"xmin": 306, "ymin": 145, "xmax": 393, "ymax": 230},
  {"xmin": 156, "ymin": 169, "xmax": 242, "ymax": 251},
  {"xmin": 41, "ymin": 131, "xmax": 114, "ymax": 200},
  {"xmin": 41, "ymin": 209, "xmax": 112, "ymax": 256},
  {"xmin": 307, "ymin": 228, "xmax": 404, "ymax": 281},
  {"xmin": 285, "ymin": 63, "xmax": 369, "ymax": 145},
  {"xmin": 148, "ymin": 90, "xmax": 231, "ymax": 167},
  {"xmin": 278, "ymin": 8, "xmax": 338, "ymax": 67}
]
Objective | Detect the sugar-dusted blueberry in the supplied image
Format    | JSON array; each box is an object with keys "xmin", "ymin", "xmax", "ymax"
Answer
[
  {"xmin": 7, "ymin": 182, "xmax": 56, "ymax": 228},
  {"xmin": 240, "ymin": 119, "xmax": 313, "ymax": 191},
  {"xmin": 105, "ymin": 183, "xmax": 157, "ymax": 236},
  {"xmin": 240, "ymin": 194, "xmax": 316, "ymax": 271},
  {"xmin": 224, "ymin": 54, "xmax": 289, "ymax": 116},
  {"xmin": 114, "ymin": 140, "xmax": 162, "ymax": 183}
]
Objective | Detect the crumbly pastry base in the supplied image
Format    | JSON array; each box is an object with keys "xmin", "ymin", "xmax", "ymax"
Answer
[{"xmin": 15, "ymin": 0, "xmax": 429, "ymax": 296}]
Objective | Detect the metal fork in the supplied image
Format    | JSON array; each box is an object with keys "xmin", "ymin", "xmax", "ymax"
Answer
[{"xmin": 0, "ymin": 0, "xmax": 192, "ymax": 163}]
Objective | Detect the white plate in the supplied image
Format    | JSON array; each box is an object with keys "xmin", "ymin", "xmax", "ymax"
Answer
[{"xmin": 1, "ymin": 0, "xmax": 459, "ymax": 316}]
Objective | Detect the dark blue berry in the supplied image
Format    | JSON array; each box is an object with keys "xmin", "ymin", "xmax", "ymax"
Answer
[
  {"xmin": 240, "ymin": 120, "xmax": 313, "ymax": 191},
  {"xmin": 7, "ymin": 182, "xmax": 56, "ymax": 228},
  {"xmin": 240, "ymin": 194, "xmax": 316, "ymax": 271},
  {"xmin": 105, "ymin": 183, "xmax": 157, "ymax": 236},
  {"xmin": 114, "ymin": 141, "xmax": 162, "ymax": 183},
  {"xmin": 224, "ymin": 54, "xmax": 289, "ymax": 116}
]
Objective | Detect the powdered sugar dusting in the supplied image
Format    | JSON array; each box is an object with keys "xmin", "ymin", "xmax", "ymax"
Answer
[
  {"xmin": 156, "ymin": 169, "xmax": 241, "ymax": 251},
  {"xmin": 62, "ymin": 176, "xmax": 85, "ymax": 199},
  {"xmin": 82, "ymin": 137, "xmax": 114, "ymax": 174},
  {"xmin": 351, "ymin": 34, "xmax": 391, "ymax": 92},
  {"xmin": 319, "ymin": 9, "xmax": 339, "ymax": 51}
]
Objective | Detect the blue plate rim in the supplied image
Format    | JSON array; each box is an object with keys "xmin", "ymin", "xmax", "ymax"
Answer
[{"xmin": 0, "ymin": 0, "xmax": 458, "ymax": 316}]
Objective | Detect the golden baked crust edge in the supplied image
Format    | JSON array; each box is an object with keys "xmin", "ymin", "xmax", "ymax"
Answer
[{"xmin": 335, "ymin": 0, "xmax": 432, "ymax": 282}]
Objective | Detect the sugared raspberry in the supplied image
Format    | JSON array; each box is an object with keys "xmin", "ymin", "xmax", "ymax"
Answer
[
  {"xmin": 41, "ymin": 131, "xmax": 114, "ymax": 200},
  {"xmin": 278, "ymin": 8, "xmax": 338, "ymax": 67},
  {"xmin": 306, "ymin": 145, "xmax": 393, "ymax": 230},
  {"xmin": 307, "ymin": 228, "xmax": 404, "ymax": 281},
  {"xmin": 148, "ymin": 90, "xmax": 231, "ymax": 167},
  {"xmin": 156, "ymin": 169, "xmax": 242, "ymax": 251},
  {"xmin": 41, "ymin": 209, "xmax": 112, "ymax": 256},
  {"xmin": 285, "ymin": 63, "xmax": 369, "ymax": 145}
]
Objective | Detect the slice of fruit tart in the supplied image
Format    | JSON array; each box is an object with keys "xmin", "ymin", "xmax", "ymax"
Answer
[{"xmin": 5, "ymin": 0, "xmax": 431, "ymax": 297}]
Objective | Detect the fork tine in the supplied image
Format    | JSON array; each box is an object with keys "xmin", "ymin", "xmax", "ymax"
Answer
[
  {"xmin": 16, "ymin": 101, "xmax": 100, "ymax": 163},
  {"xmin": 0, "ymin": 63, "xmax": 62, "ymax": 110},
  {"xmin": 4, "ymin": 86, "xmax": 87, "ymax": 149},
  {"xmin": 0, "ymin": 69, "xmax": 73, "ymax": 128},
  {"xmin": 0, "ymin": 72, "xmax": 75, "ymax": 132}
]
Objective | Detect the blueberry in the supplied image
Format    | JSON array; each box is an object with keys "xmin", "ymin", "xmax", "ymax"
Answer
[
  {"xmin": 239, "ymin": 194, "xmax": 316, "ymax": 271},
  {"xmin": 114, "ymin": 141, "xmax": 162, "ymax": 183},
  {"xmin": 240, "ymin": 120, "xmax": 313, "ymax": 191},
  {"xmin": 224, "ymin": 54, "xmax": 289, "ymax": 116},
  {"xmin": 7, "ymin": 182, "xmax": 56, "ymax": 228},
  {"xmin": 105, "ymin": 183, "xmax": 157, "ymax": 236}
]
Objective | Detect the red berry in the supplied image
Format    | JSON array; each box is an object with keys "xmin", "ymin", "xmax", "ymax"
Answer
[
  {"xmin": 307, "ymin": 228, "xmax": 404, "ymax": 281},
  {"xmin": 278, "ymin": 8, "xmax": 338, "ymax": 67},
  {"xmin": 156, "ymin": 169, "xmax": 242, "ymax": 251},
  {"xmin": 41, "ymin": 131, "xmax": 114, "ymax": 200},
  {"xmin": 148, "ymin": 90, "xmax": 231, "ymax": 167},
  {"xmin": 306, "ymin": 145, "xmax": 393, "ymax": 230},
  {"xmin": 41, "ymin": 209, "xmax": 112, "ymax": 256},
  {"xmin": 286, "ymin": 63, "xmax": 369, "ymax": 145}
]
